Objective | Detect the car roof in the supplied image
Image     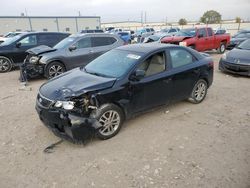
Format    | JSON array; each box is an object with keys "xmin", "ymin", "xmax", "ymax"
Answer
[
  {"xmin": 116, "ymin": 43, "xmax": 175, "ymax": 54},
  {"xmin": 70, "ymin": 33, "xmax": 119, "ymax": 38},
  {"xmin": 18, "ymin": 32, "xmax": 69, "ymax": 37}
]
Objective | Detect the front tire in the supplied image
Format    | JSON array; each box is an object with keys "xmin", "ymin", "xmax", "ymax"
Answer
[
  {"xmin": 217, "ymin": 42, "xmax": 226, "ymax": 54},
  {"xmin": 45, "ymin": 61, "xmax": 65, "ymax": 79},
  {"xmin": 90, "ymin": 104, "xmax": 124, "ymax": 140},
  {"xmin": 0, "ymin": 56, "xmax": 12, "ymax": 73},
  {"xmin": 188, "ymin": 79, "xmax": 208, "ymax": 104}
]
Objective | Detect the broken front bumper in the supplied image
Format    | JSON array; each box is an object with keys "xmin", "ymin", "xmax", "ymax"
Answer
[{"xmin": 36, "ymin": 99, "xmax": 102, "ymax": 143}]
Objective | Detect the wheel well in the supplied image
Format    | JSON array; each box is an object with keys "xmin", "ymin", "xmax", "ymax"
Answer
[
  {"xmin": 0, "ymin": 55, "xmax": 13, "ymax": 63},
  {"xmin": 45, "ymin": 60, "xmax": 66, "ymax": 71},
  {"xmin": 221, "ymin": 40, "xmax": 227, "ymax": 44},
  {"xmin": 112, "ymin": 102, "xmax": 127, "ymax": 119},
  {"xmin": 199, "ymin": 77, "xmax": 209, "ymax": 87}
]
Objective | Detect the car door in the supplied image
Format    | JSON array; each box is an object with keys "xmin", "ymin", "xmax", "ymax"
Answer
[
  {"xmin": 90, "ymin": 36, "xmax": 117, "ymax": 60},
  {"xmin": 168, "ymin": 47, "xmax": 200, "ymax": 102},
  {"xmin": 196, "ymin": 28, "xmax": 208, "ymax": 51},
  {"xmin": 65, "ymin": 37, "xmax": 92, "ymax": 69},
  {"xmin": 129, "ymin": 50, "xmax": 172, "ymax": 113},
  {"xmin": 206, "ymin": 28, "xmax": 215, "ymax": 50},
  {"xmin": 12, "ymin": 34, "xmax": 38, "ymax": 64}
]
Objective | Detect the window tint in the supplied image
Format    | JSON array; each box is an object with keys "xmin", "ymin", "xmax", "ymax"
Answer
[
  {"xmin": 198, "ymin": 28, "xmax": 207, "ymax": 37},
  {"xmin": 207, "ymin": 28, "xmax": 213, "ymax": 36},
  {"xmin": 19, "ymin": 35, "xmax": 37, "ymax": 46},
  {"xmin": 38, "ymin": 34, "xmax": 55, "ymax": 44},
  {"xmin": 138, "ymin": 52, "xmax": 166, "ymax": 77},
  {"xmin": 75, "ymin": 37, "xmax": 91, "ymax": 48},
  {"xmin": 170, "ymin": 49, "xmax": 194, "ymax": 68},
  {"xmin": 92, "ymin": 37, "xmax": 117, "ymax": 47},
  {"xmin": 146, "ymin": 28, "xmax": 150, "ymax": 32}
]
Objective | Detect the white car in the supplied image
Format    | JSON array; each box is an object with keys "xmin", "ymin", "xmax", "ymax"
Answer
[{"xmin": 0, "ymin": 32, "xmax": 24, "ymax": 44}]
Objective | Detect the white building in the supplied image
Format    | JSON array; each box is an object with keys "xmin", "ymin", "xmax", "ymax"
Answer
[{"xmin": 0, "ymin": 16, "xmax": 101, "ymax": 35}]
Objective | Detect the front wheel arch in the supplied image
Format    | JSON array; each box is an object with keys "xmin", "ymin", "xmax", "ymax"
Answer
[{"xmin": 44, "ymin": 61, "xmax": 66, "ymax": 79}]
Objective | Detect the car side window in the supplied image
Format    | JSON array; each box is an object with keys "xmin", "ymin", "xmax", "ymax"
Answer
[
  {"xmin": 75, "ymin": 37, "xmax": 91, "ymax": 49},
  {"xmin": 138, "ymin": 52, "xmax": 166, "ymax": 77},
  {"xmin": 207, "ymin": 28, "xmax": 213, "ymax": 36},
  {"xmin": 19, "ymin": 35, "xmax": 37, "ymax": 46},
  {"xmin": 92, "ymin": 37, "xmax": 116, "ymax": 47},
  {"xmin": 169, "ymin": 49, "xmax": 195, "ymax": 68},
  {"xmin": 198, "ymin": 28, "xmax": 207, "ymax": 38}
]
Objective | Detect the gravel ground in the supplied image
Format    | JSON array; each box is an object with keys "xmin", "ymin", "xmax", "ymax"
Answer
[{"xmin": 0, "ymin": 53, "xmax": 249, "ymax": 188}]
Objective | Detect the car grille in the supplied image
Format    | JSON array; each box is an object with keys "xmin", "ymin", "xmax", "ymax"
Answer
[{"xmin": 37, "ymin": 93, "xmax": 54, "ymax": 108}]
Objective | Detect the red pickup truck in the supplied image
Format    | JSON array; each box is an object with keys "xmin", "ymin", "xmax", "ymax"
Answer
[{"xmin": 161, "ymin": 27, "xmax": 230, "ymax": 53}]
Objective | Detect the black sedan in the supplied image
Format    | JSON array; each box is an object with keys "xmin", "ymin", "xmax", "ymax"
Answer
[
  {"xmin": 219, "ymin": 39, "xmax": 250, "ymax": 76},
  {"xmin": 36, "ymin": 44, "xmax": 214, "ymax": 143}
]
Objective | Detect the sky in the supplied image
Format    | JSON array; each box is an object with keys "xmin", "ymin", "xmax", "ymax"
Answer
[{"xmin": 1, "ymin": 0, "xmax": 250, "ymax": 23}]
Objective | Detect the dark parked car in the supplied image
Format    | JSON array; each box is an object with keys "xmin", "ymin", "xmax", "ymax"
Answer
[
  {"xmin": 0, "ymin": 32, "xmax": 70, "ymax": 73},
  {"xmin": 219, "ymin": 39, "xmax": 250, "ymax": 76},
  {"xmin": 35, "ymin": 43, "xmax": 214, "ymax": 143},
  {"xmin": 227, "ymin": 31, "xmax": 250, "ymax": 50},
  {"xmin": 24, "ymin": 33, "xmax": 124, "ymax": 79}
]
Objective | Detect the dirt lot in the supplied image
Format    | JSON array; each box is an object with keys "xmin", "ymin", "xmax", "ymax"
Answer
[{"xmin": 0, "ymin": 53, "xmax": 249, "ymax": 188}]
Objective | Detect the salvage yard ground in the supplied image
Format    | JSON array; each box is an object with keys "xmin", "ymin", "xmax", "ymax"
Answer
[{"xmin": 0, "ymin": 53, "xmax": 249, "ymax": 188}]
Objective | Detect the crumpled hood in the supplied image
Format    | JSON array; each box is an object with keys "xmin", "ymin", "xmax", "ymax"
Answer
[
  {"xmin": 161, "ymin": 36, "xmax": 192, "ymax": 43},
  {"xmin": 26, "ymin": 45, "xmax": 57, "ymax": 55},
  {"xmin": 226, "ymin": 48, "xmax": 250, "ymax": 65},
  {"xmin": 39, "ymin": 68, "xmax": 117, "ymax": 100}
]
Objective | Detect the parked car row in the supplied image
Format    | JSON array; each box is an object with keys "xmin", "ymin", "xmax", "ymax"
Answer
[
  {"xmin": 0, "ymin": 32, "xmax": 70, "ymax": 73},
  {"xmin": 1, "ymin": 26, "xmax": 249, "ymax": 144}
]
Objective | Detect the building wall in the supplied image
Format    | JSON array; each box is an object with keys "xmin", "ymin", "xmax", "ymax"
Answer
[{"xmin": 0, "ymin": 16, "xmax": 101, "ymax": 35}]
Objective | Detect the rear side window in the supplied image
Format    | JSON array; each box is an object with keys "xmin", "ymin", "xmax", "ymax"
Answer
[
  {"xmin": 198, "ymin": 28, "xmax": 207, "ymax": 37},
  {"xmin": 19, "ymin": 35, "xmax": 37, "ymax": 46},
  {"xmin": 169, "ymin": 49, "xmax": 195, "ymax": 68},
  {"xmin": 91, "ymin": 37, "xmax": 117, "ymax": 47},
  {"xmin": 75, "ymin": 37, "xmax": 91, "ymax": 48},
  {"xmin": 207, "ymin": 28, "xmax": 213, "ymax": 36}
]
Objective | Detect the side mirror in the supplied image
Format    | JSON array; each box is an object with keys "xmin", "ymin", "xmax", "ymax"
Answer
[
  {"xmin": 130, "ymin": 69, "xmax": 145, "ymax": 81},
  {"xmin": 69, "ymin": 45, "xmax": 77, "ymax": 51},
  {"xmin": 198, "ymin": 34, "xmax": 204, "ymax": 38},
  {"xmin": 16, "ymin": 42, "xmax": 21, "ymax": 48}
]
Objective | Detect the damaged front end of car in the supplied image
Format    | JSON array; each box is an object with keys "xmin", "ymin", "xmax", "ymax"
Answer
[{"xmin": 36, "ymin": 91, "xmax": 104, "ymax": 143}]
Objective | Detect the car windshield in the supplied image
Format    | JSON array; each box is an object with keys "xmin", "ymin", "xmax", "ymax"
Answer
[
  {"xmin": 175, "ymin": 29, "xmax": 196, "ymax": 37},
  {"xmin": 53, "ymin": 37, "xmax": 75, "ymax": 49},
  {"xmin": 84, "ymin": 49, "xmax": 141, "ymax": 78},
  {"xmin": 0, "ymin": 35, "xmax": 21, "ymax": 46},
  {"xmin": 237, "ymin": 39, "xmax": 250, "ymax": 50}
]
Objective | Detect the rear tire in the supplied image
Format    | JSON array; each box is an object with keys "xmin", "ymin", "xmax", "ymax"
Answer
[
  {"xmin": 0, "ymin": 56, "xmax": 12, "ymax": 73},
  {"xmin": 217, "ymin": 42, "xmax": 226, "ymax": 54},
  {"xmin": 188, "ymin": 79, "xmax": 208, "ymax": 104},
  {"xmin": 90, "ymin": 104, "xmax": 124, "ymax": 140},
  {"xmin": 45, "ymin": 61, "xmax": 66, "ymax": 79}
]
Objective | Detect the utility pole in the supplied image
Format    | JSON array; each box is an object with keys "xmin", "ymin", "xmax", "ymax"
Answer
[
  {"xmin": 141, "ymin": 11, "xmax": 143, "ymax": 25},
  {"xmin": 144, "ymin": 11, "xmax": 147, "ymax": 24}
]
